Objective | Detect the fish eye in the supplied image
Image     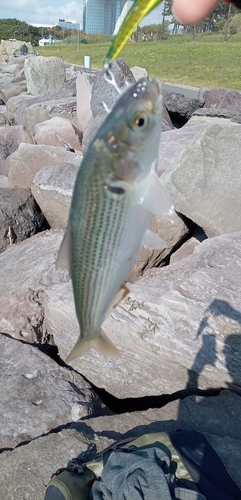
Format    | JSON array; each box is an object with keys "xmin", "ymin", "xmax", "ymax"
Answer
[{"xmin": 131, "ymin": 112, "xmax": 148, "ymax": 131}]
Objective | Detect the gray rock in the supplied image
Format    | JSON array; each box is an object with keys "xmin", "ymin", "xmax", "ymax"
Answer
[
  {"xmin": 186, "ymin": 107, "xmax": 241, "ymax": 127},
  {"xmin": 162, "ymin": 123, "xmax": 241, "ymax": 237},
  {"xmin": 0, "ymin": 63, "xmax": 22, "ymax": 74},
  {"xmin": 170, "ymin": 227, "xmax": 207, "ymax": 264},
  {"xmin": 0, "ymin": 40, "xmax": 37, "ymax": 61},
  {"xmin": 34, "ymin": 116, "xmax": 82, "ymax": 150},
  {"xmin": 8, "ymin": 143, "xmax": 82, "ymax": 189},
  {"xmin": 202, "ymin": 87, "xmax": 241, "ymax": 112},
  {"xmin": 24, "ymin": 55, "xmax": 66, "ymax": 94},
  {"xmin": 0, "ymin": 124, "xmax": 32, "ymax": 156},
  {"xmin": 0, "ymin": 230, "xmax": 65, "ymax": 341},
  {"xmin": 16, "ymin": 95, "xmax": 77, "ymax": 135},
  {"xmin": 0, "ymin": 113, "xmax": 7, "ymax": 126},
  {"xmin": 76, "ymin": 72, "xmax": 96, "ymax": 132},
  {"xmin": 157, "ymin": 123, "xmax": 209, "ymax": 177},
  {"xmin": 43, "ymin": 231, "xmax": 241, "ymax": 398},
  {"xmin": 5, "ymin": 92, "xmax": 36, "ymax": 116},
  {"xmin": 0, "ymin": 333, "xmax": 106, "ymax": 450},
  {"xmin": 0, "ymin": 80, "xmax": 27, "ymax": 103},
  {"xmin": 0, "ymin": 390, "xmax": 240, "ymax": 499},
  {"xmin": 31, "ymin": 163, "xmax": 80, "ymax": 229},
  {"xmin": 163, "ymin": 90, "xmax": 204, "ymax": 123},
  {"xmin": 128, "ymin": 212, "xmax": 190, "ymax": 282},
  {"xmin": 0, "ymin": 174, "xmax": 10, "ymax": 188},
  {"xmin": 130, "ymin": 65, "xmax": 148, "ymax": 80},
  {"xmin": 0, "ymin": 187, "xmax": 49, "ymax": 253}
]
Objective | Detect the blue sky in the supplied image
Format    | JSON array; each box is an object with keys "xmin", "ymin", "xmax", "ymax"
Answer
[{"xmin": 1, "ymin": 0, "xmax": 164, "ymax": 29}]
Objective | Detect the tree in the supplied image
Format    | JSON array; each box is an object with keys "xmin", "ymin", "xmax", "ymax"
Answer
[{"xmin": 160, "ymin": 0, "xmax": 172, "ymax": 40}]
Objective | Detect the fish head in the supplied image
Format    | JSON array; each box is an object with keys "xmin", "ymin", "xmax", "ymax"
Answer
[{"xmin": 98, "ymin": 77, "xmax": 162, "ymax": 185}]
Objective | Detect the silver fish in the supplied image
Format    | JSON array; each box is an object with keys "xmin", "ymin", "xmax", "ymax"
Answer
[{"xmin": 56, "ymin": 77, "xmax": 174, "ymax": 361}]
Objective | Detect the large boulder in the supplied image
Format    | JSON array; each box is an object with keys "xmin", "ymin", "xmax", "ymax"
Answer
[
  {"xmin": 24, "ymin": 55, "xmax": 66, "ymax": 94},
  {"xmin": 34, "ymin": 116, "xmax": 82, "ymax": 150},
  {"xmin": 0, "ymin": 124, "xmax": 32, "ymax": 156},
  {"xmin": 201, "ymin": 87, "xmax": 241, "ymax": 113},
  {"xmin": 0, "ymin": 80, "xmax": 27, "ymax": 103},
  {"xmin": 31, "ymin": 163, "xmax": 80, "ymax": 229},
  {"xmin": 186, "ymin": 108, "xmax": 241, "ymax": 127},
  {"xmin": 0, "ymin": 389, "xmax": 240, "ymax": 499},
  {"xmin": 76, "ymin": 72, "xmax": 96, "ymax": 132},
  {"xmin": 42, "ymin": 231, "xmax": 241, "ymax": 398},
  {"xmin": 162, "ymin": 123, "xmax": 241, "ymax": 237},
  {"xmin": 0, "ymin": 230, "xmax": 65, "ymax": 341},
  {"xmin": 8, "ymin": 143, "xmax": 82, "ymax": 189},
  {"xmin": 0, "ymin": 187, "xmax": 49, "ymax": 252},
  {"xmin": 0, "ymin": 40, "xmax": 37, "ymax": 62},
  {"xmin": 163, "ymin": 90, "xmax": 204, "ymax": 125},
  {"xmin": 0, "ymin": 334, "xmax": 106, "ymax": 450}
]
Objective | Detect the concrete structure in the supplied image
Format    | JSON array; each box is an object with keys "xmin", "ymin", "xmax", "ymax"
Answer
[
  {"xmin": 83, "ymin": 0, "xmax": 134, "ymax": 35},
  {"xmin": 57, "ymin": 19, "xmax": 80, "ymax": 30}
]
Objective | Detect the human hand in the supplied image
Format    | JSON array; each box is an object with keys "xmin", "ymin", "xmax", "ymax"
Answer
[{"xmin": 172, "ymin": 0, "xmax": 220, "ymax": 24}]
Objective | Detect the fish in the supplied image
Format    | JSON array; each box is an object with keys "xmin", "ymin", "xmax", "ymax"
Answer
[
  {"xmin": 56, "ymin": 77, "xmax": 174, "ymax": 362},
  {"xmin": 104, "ymin": 0, "xmax": 164, "ymax": 65}
]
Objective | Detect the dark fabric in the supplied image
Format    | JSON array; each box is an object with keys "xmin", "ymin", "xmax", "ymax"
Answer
[
  {"xmin": 89, "ymin": 445, "xmax": 206, "ymax": 500},
  {"xmin": 170, "ymin": 431, "xmax": 241, "ymax": 500}
]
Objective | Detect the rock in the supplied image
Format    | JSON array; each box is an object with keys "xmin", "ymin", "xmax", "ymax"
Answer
[
  {"xmin": 82, "ymin": 114, "xmax": 107, "ymax": 154},
  {"xmin": 157, "ymin": 123, "xmax": 210, "ymax": 177},
  {"xmin": 16, "ymin": 95, "xmax": 77, "ymax": 135},
  {"xmin": 0, "ymin": 124, "xmax": 32, "ymax": 156},
  {"xmin": 66, "ymin": 64, "xmax": 78, "ymax": 81},
  {"xmin": 0, "ymin": 230, "xmax": 66, "ymax": 341},
  {"xmin": 0, "ymin": 40, "xmax": 37, "ymax": 61},
  {"xmin": 8, "ymin": 143, "xmax": 82, "ymax": 189},
  {"xmin": 0, "ymin": 187, "xmax": 49, "ymax": 253},
  {"xmin": 0, "ymin": 175, "xmax": 10, "ymax": 188},
  {"xmin": 0, "ymin": 81, "xmax": 27, "ymax": 103},
  {"xmin": 0, "ymin": 390, "xmax": 240, "ymax": 499},
  {"xmin": 170, "ymin": 236, "xmax": 201, "ymax": 264},
  {"xmin": 186, "ymin": 107, "xmax": 241, "ymax": 126},
  {"xmin": 0, "ymin": 333, "xmax": 106, "ymax": 450},
  {"xmin": 5, "ymin": 92, "xmax": 36, "ymax": 116},
  {"xmin": 202, "ymin": 87, "xmax": 241, "ymax": 113},
  {"xmin": 162, "ymin": 123, "xmax": 241, "ymax": 237},
  {"xmin": 76, "ymin": 72, "xmax": 96, "ymax": 132},
  {"xmin": 91, "ymin": 58, "xmax": 136, "ymax": 119},
  {"xmin": 31, "ymin": 163, "xmax": 80, "ymax": 229},
  {"xmin": 0, "ymin": 113, "xmax": 7, "ymax": 126},
  {"xmin": 128, "ymin": 212, "xmax": 190, "ymax": 282},
  {"xmin": 24, "ymin": 55, "xmax": 66, "ymax": 95},
  {"xmin": 44, "ymin": 231, "xmax": 241, "ymax": 398},
  {"xmin": 0, "ymin": 63, "xmax": 21, "ymax": 74},
  {"xmin": 130, "ymin": 65, "xmax": 148, "ymax": 80},
  {"xmin": 13, "ymin": 78, "xmax": 77, "ymax": 132},
  {"xmin": 34, "ymin": 116, "xmax": 82, "ymax": 150},
  {"xmin": 163, "ymin": 90, "xmax": 204, "ymax": 125}
]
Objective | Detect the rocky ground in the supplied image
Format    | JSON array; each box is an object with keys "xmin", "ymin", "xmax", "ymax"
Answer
[{"xmin": 0, "ymin": 40, "xmax": 240, "ymax": 498}]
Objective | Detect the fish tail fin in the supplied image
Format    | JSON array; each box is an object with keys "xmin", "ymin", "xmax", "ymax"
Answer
[{"xmin": 66, "ymin": 329, "xmax": 120, "ymax": 362}]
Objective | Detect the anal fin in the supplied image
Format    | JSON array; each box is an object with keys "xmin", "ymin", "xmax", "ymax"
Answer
[
  {"xmin": 113, "ymin": 283, "xmax": 131, "ymax": 308},
  {"xmin": 56, "ymin": 226, "xmax": 71, "ymax": 272}
]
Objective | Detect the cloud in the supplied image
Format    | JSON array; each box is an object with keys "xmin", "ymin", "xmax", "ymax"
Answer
[{"xmin": 1, "ymin": 0, "xmax": 83, "ymax": 25}]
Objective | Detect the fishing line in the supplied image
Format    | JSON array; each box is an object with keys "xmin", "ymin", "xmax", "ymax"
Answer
[{"xmin": 104, "ymin": 62, "xmax": 122, "ymax": 94}]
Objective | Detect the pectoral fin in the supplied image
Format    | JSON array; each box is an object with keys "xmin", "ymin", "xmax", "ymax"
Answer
[
  {"xmin": 140, "ymin": 171, "xmax": 175, "ymax": 221},
  {"xmin": 66, "ymin": 329, "xmax": 120, "ymax": 362},
  {"xmin": 56, "ymin": 226, "xmax": 71, "ymax": 272},
  {"xmin": 142, "ymin": 229, "xmax": 166, "ymax": 250}
]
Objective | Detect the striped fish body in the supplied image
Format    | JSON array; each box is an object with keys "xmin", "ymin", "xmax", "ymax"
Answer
[{"xmin": 57, "ymin": 77, "xmax": 174, "ymax": 360}]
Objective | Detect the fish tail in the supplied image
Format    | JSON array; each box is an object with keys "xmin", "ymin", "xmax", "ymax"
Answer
[{"xmin": 66, "ymin": 329, "xmax": 120, "ymax": 362}]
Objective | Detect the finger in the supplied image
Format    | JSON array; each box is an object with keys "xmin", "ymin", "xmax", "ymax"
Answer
[{"xmin": 172, "ymin": 0, "xmax": 220, "ymax": 24}]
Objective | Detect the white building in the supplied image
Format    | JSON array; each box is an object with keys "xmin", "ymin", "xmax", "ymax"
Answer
[{"xmin": 39, "ymin": 37, "xmax": 57, "ymax": 47}]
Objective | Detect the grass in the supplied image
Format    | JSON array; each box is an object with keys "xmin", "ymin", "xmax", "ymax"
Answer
[{"xmin": 40, "ymin": 33, "xmax": 241, "ymax": 89}]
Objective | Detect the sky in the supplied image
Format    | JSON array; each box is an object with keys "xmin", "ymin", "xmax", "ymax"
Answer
[{"xmin": 0, "ymin": 0, "xmax": 164, "ymax": 29}]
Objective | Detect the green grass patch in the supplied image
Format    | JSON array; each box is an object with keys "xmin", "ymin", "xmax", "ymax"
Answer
[{"xmin": 41, "ymin": 34, "xmax": 241, "ymax": 89}]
